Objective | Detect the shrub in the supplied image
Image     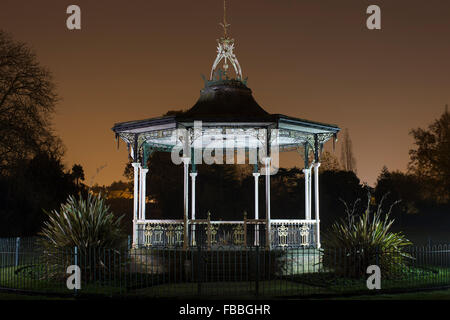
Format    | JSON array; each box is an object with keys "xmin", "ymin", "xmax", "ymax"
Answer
[
  {"xmin": 39, "ymin": 193, "xmax": 126, "ymax": 281},
  {"xmin": 322, "ymin": 192, "xmax": 412, "ymax": 278}
]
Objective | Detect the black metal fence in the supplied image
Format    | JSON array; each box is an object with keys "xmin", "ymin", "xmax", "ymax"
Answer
[{"xmin": 1, "ymin": 237, "xmax": 450, "ymax": 298}]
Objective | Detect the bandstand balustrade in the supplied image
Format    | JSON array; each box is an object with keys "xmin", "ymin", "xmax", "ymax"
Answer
[{"xmin": 136, "ymin": 217, "xmax": 318, "ymax": 249}]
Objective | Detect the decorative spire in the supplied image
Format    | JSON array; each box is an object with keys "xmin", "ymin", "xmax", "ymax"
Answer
[
  {"xmin": 219, "ymin": 0, "xmax": 231, "ymax": 38},
  {"xmin": 210, "ymin": 0, "xmax": 243, "ymax": 81}
]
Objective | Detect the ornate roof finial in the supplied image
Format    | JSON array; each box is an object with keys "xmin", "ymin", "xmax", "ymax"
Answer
[{"xmin": 210, "ymin": 0, "xmax": 243, "ymax": 81}]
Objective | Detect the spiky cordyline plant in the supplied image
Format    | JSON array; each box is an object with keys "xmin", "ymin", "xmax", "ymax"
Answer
[
  {"xmin": 39, "ymin": 193, "xmax": 125, "ymax": 280},
  {"xmin": 322, "ymin": 192, "xmax": 412, "ymax": 279}
]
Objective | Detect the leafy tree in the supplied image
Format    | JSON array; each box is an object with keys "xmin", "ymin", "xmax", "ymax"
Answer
[
  {"xmin": 0, "ymin": 30, "xmax": 62, "ymax": 175},
  {"xmin": 0, "ymin": 153, "xmax": 80, "ymax": 236},
  {"xmin": 408, "ymin": 106, "xmax": 450, "ymax": 203},
  {"xmin": 71, "ymin": 164, "xmax": 85, "ymax": 187},
  {"xmin": 319, "ymin": 170, "xmax": 367, "ymax": 228},
  {"xmin": 270, "ymin": 167, "xmax": 303, "ymax": 219},
  {"xmin": 108, "ymin": 180, "xmax": 131, "ymax": 191},
  {"xmin": 374, "ymin": 166, "xmax": 421, "ymax": 221}
]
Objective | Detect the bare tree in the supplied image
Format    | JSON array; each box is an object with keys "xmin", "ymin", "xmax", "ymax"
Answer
[
  {"xmin": 0, "ymin": 31, "xmax": 62, "ymax": 175},
  {"xmin": 340, "ymin": 128, "xmax": 357, "ymax": 173}
]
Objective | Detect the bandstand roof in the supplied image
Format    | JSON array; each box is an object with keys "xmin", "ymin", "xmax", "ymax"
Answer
[{"xmin": 112, "ymin": 78, "xmax": 339, "ymax": 155}]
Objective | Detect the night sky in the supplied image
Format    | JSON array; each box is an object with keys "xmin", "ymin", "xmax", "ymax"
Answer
[{"xmin": 1, "ymin": 0, "xmax": 449, "ymax": 186}]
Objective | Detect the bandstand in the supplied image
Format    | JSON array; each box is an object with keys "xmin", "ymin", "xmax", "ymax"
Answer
[{"xmin": 112, "ymin": 2, "xmax": 340, "ymax": 250}]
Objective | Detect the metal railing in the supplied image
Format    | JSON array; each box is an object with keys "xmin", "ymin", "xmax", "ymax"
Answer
[
  {"xmin": 270, "ymin": 220, "xmax": 316, "ymax": 248},
  {"xmin": 137, "ymin": 220, "xmax": 184, "ymax": 248},
  {"xmin": 1, "ymin": 238, "xmax": 450, "ymax": 298},
  {"xmin": 136, "ymin": 217, "xmax": 317, "ymax": 249}
]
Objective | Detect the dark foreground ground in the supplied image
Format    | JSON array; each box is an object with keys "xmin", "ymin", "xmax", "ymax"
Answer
[{"xmin": 1, "ymin": 288, "xmax": 450, "ymax": 300}]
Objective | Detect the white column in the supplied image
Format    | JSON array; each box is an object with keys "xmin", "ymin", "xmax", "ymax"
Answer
[
  {"xmin": 190, "ymin": 172, "xmax": 197, "ymax": 246},
  {"xmin": 308, "ymin": 168, "xmax": 312, "ymax": 220},
  {"xmin": 302, "ymin": 168, "xmax": 311, "ymax": 220},
  {"xmin": 182, "ymin": 157, "xmax": 190, "ymax": 249},
  {"xmin": 138, "ymin": 165, "xmax": 143, "ymax": 220},
  {"xmin": 253, "ymin": 172, "xmax": 260, "ymax": 246},
  {"xmin": 141, "ymin": 168, "xmax": 149, "ymax": 220},
  {"xmin": 264, "ymin": 157, "xmax": 271, "ymax": 248},
  {"xmin": 131, "ymin": 162, "xmax": 140, "ymax": 247},
  {"xmin": 314, "ymin": 162, "xmax": 321, "ymax": 248},
  {"xmin": 253, "ymin": 173, "xmax": 260, "ymax": 219}
]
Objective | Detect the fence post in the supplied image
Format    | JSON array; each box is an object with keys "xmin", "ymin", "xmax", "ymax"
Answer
[
  {"xmin": 197, "ymin": 245, "xmax": 202, "ymax": 296},
  {"xmin": 255, "ymin": 246, "xmax": 259, "ymax": 297},
  {"xmin": 207, "ymin": 212, "xmax": 211, "ymax": 251},
  {"xmin": 74, "ymin": 246, "xmax": 78, "ymax": 296},
  {"xmin": 243, "ymin": 212, "xmax": 247, "ymax": 247},
  {"xmin": 128, "ymin": 235, "xmax": 132, "ymax": 250},
  {"xmin": 15, "ymin": 237, "xmax": 20, "ymax": 267}
]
